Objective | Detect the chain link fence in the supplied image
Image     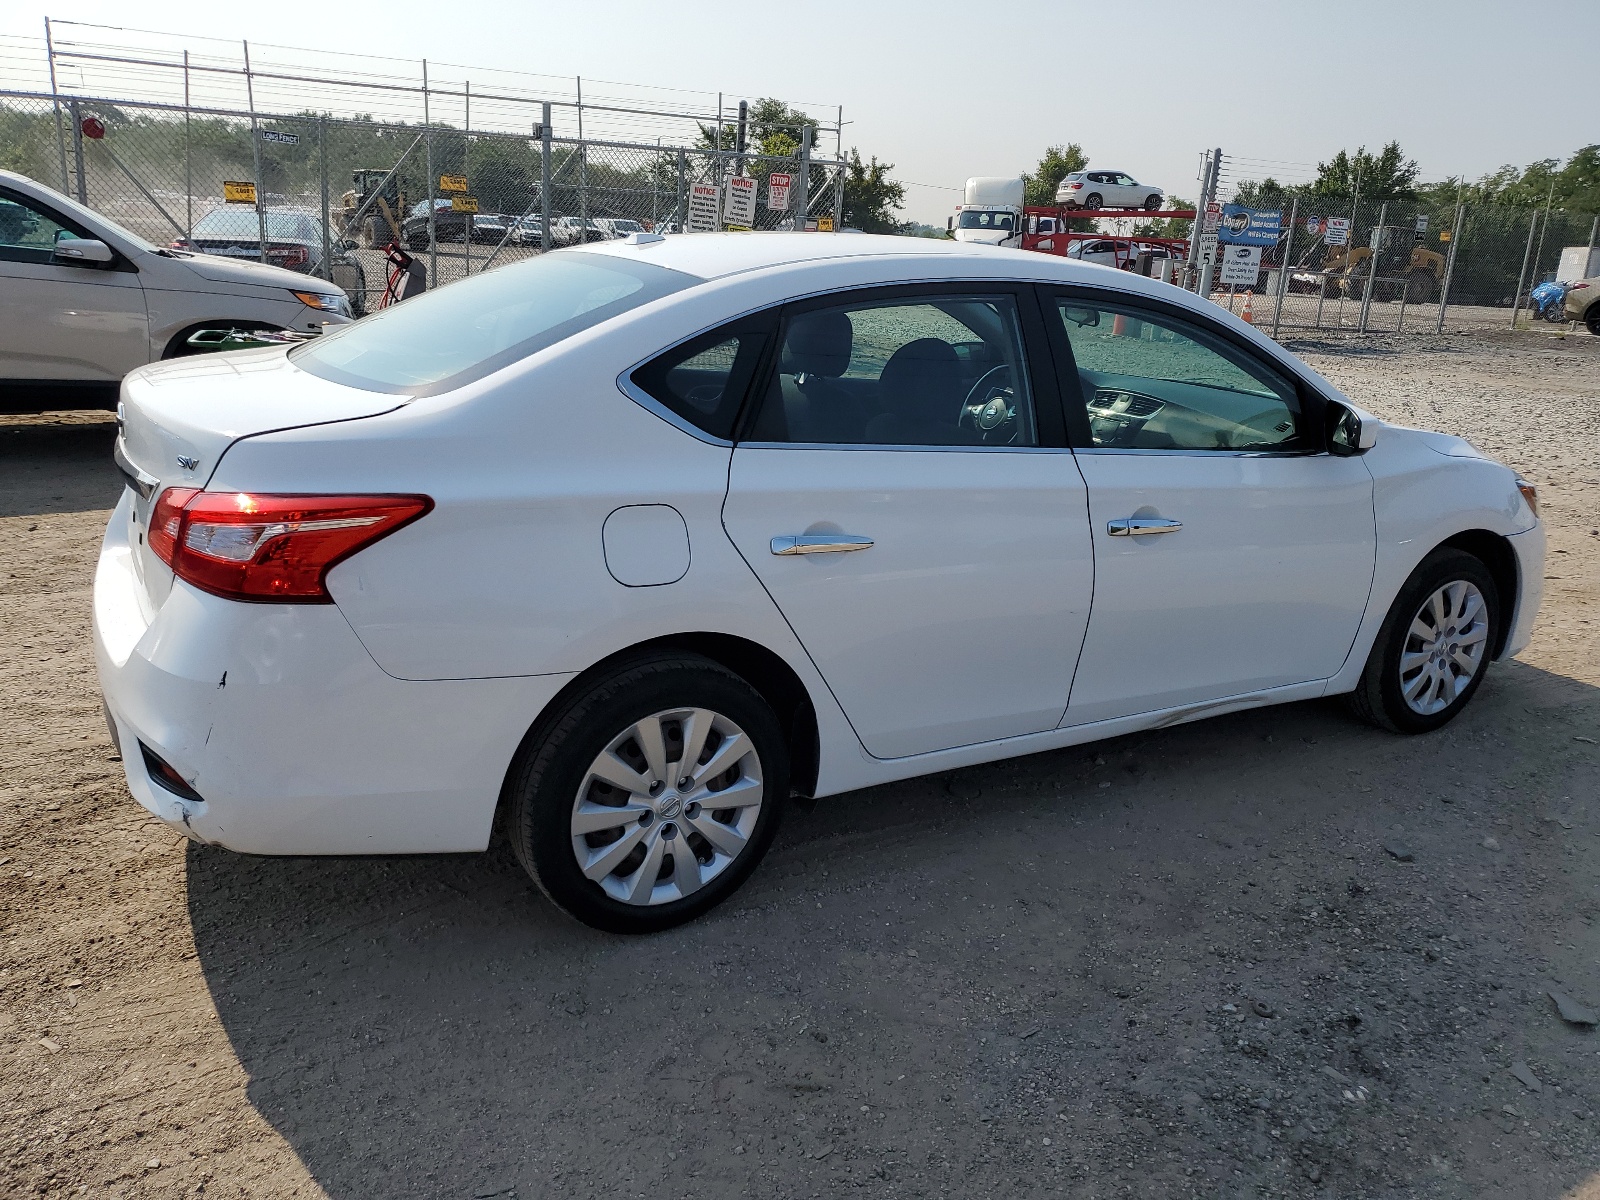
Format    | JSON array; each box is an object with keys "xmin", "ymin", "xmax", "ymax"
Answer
[
  {"xmin": 1, "ymin": 87, "xmax": 847, "ymax": 314},
  {"xmin": 1202, "ymin": 193, "xmax": 1600, "ymax": 337}
]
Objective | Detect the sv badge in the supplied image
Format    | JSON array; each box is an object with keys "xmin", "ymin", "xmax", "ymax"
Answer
[{"xmin": 176, "ymin": 454, "xmax": 199, "ymax": 471}]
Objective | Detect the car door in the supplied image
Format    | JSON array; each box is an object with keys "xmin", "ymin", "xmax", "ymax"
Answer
[
  {"xmin": 721, "ymin": 284, "xmax": 1094, "ymax": 759},
  {"xmin": 0, "ymin": 187, "xmax": 148, "ymax": 382},
  {"xmin": 1041, "ymin": 287, "xmax": 1376, "ymax": 725},
  {"xmin": 1115, "ymin": 174, "xmax": 1142, "ymax": 206}
]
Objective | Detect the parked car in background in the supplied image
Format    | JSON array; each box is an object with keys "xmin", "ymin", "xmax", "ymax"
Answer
[
  {"xmin": 595, "ymin": 218, "xmax": 646, "ymax": 239},
  {"xmin": 1065, "ymin": 238, "xmax": 1178, "ymax": 270},
  {"xmin": 469, "ymin": 213, "xmax": 512, "ymax": 245},
  {"xmin": 0, "ymin": 169, "xmax": 352, "ymax": 412},
  {"xmin": 96, "ymin": 234, "xmax": 1542, "ymax": 934},
  {"xmin": 402, "ymin": 199, "xmax": 472, "ymax": 249},
  {"xmin": 173, "ymin": 207, "xmax": 365, "ymax": 309},
  {"xmin": 1563, "ymin": 277, "xmax": 1600, "ymax": 334},
  {"xmin": 1056, "ymin": 171, "xmax": 1165, "ymax": 211},
  {"xmin": 552, "ymin": 215, "xmax": 610, "ymax": 245}
]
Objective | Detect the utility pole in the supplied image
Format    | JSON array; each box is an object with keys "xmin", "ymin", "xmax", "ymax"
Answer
[{"xmin": 1196, "ymin": 148, "xmax": 1222, "ymax": 297}]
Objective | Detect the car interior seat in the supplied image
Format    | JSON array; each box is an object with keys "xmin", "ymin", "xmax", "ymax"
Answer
[
  {"xmin": 757, "ymin": 310, "xmax": 861, "ymax": 442},
  {"xmin": 866, "ymin": 338, "xmax": 972, "ymax": 446}
]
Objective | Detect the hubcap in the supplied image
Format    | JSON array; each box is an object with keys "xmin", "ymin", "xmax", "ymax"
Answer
[
  {"xmin": 1399, "ymin": 580, "xmax": 1489, "ymax": 716},
  {"xmin": 570, "ymin": 708, "xmax": 764, "ymax": 906}
]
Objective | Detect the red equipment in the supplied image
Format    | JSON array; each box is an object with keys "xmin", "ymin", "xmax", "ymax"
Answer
[
  {"xmin": 373, "ymin": 242, "xmax": 427, "ymax": 309},
  {"xmin": 1019, "ymin": 206, "xmax": 1197, "ymax": 272}
]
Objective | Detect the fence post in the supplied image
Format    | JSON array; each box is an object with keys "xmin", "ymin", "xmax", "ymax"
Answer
[
  {"xmin": 463, "ymin": 82, "xmax": 472, "ymax": 279},
  {"xmin": 541, "ymin": 103, "xmax": 552, "ymax": 253},
  {"xmin": 1358, "ymin": 201, "xmax": 1386, "ymax": 333},
  {"xmin": 676, "ymin": 148, "xmax": 687, "ymax": 232},
  {"xmin": 833, "ymin": 159, "xmax": 844, "ymax": 231},
  {"xmin": 319, "ymin": 117, "xmax": 332, "ymax": 284},
  {"xmin": 183, "ymin": 50, "xmax": 193, "ymax": 242},
  {"xmin": 68, "ymin": 99, "xmax": 87, "ymax": 205},
  {"xmin": 1435, "ymin": 203, "xmax": 1465, "ymax": 334},
  {"xmin": 1509, "ymin": 208, "xmax": 1539, "ymax": 330},
  {"xmin": 424, "ymin": 61, "xmax": 437, "ymax": 288},
  {"xmin": 797, "ymin": 125, "xmax": 812, "ymax": 230},
  {"xmin": 244, "ymin": 42, "xmax": 269, "ymax": 264},
  {"xmin": 1271, "ymin": 195, "xmax": 1298, "ymax": 339},
  {"xmin": 44, "ymin": 17, "xmax": 71, "ymax": 195}
]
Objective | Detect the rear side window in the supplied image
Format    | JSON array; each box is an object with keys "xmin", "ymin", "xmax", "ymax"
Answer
[
  {"xmin": 292, "ymin": 251, "xmax": 697, "ymax": 396},
  {"xmin": 627, "ymin": 314, "xmax": 774, "ymax": 441}
]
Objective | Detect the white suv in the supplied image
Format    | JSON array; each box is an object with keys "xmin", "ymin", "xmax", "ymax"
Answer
[
  {"xmin": 0, "ymin": 170, "xmax": 353, "ymax": 411},
  {"xmin": 1055, "ymin": 171, "xmax": 1165, "ymax": 211}
]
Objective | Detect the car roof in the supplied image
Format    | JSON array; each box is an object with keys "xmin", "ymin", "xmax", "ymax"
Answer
[{"xmin": 580, "ymin": 231, "xmax": 1039, "ymax": 281}]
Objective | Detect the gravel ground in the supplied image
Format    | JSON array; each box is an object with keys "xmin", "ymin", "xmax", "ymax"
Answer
[{"xmin": 1, "ymin": 328, "xmax": 1598, "ymax": 1200}]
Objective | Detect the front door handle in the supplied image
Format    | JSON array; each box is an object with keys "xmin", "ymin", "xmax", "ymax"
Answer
[
  {"xmin": 1107, "ymin": 517, "xmax": 1182, "ymax": 537},
  {"xmin": 771, "ymin": 534, "xmax": 875, "ymax": 556}
]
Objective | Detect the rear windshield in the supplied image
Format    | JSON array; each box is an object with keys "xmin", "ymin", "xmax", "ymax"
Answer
[{"xmin": 291, "ymin": 251, "xmax": 698, "ymax": 396}]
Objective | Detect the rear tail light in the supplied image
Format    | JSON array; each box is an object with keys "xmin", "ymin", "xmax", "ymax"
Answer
[
  {"xmin": 266, "ymin": 243, "xmax": 311, "ymax": 268},
  {"xmin": 1570, "ymin": 282, "xmax": 1590, "ymax": 291},
  {"xmin": 147, "ymin": 490, "xmax": 432, "ymax": 602},
  {"xmin": 1067, "ymin": 183, "xmax": 1083, "ymax": 189}
]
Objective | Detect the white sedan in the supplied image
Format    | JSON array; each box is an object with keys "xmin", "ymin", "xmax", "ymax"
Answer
[{"xmin": 94, "ymin": 234, "xmax": 1543, "ymax": 933}]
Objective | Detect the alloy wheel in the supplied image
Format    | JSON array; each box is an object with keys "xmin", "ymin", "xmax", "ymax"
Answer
[
  {"xmin": 570, "ymin": 708, "xmax": 765, "ymax": 906},
  {"xmin": 1398, "ymin": 580, "xmax": 1489, "ymax": 715}
]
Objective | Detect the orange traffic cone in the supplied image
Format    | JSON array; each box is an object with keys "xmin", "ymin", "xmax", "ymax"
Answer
[{"xmin": 1241, "ymin": 290, "xmax": 1255, "ymax": 324}]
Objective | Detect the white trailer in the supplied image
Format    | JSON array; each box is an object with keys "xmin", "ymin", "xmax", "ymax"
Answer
[{"xmin": 949, "ymin": 177, "xmax": 1025, "ymax": 248}]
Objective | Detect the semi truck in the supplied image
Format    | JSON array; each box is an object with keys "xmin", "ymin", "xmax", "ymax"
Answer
[{"xmin": 948, "ymin": 177, "xmax": 1025, "ymax": 248}]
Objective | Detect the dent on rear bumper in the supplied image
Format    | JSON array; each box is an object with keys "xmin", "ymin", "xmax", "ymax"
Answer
[
  {"xmin": 93, "ymin": 504, "xmax": 573, "ymax": 855},
  {"xmin": 1503, "ymin": 523, "xmax": 1544, "ymax": 660}
]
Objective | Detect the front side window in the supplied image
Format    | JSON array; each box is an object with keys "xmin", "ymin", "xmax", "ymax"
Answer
[
  {"xmin": 292, "ymin": 251, "xmax": 697, "ymax": 395},
  {"xmin": 1052, "ymin": 297, "xmax": 1303, "ymax": 452},
  {"xmin": 0, "ymin": 191, "xmax": 81, "ymax": 264},
  {"xmin": 747, "ymin": 292, "xmax": 1037, "ymax": 447},
  {"xmin": 956, "ymin": 210, "xmax": 1016, "ymax": 233}
]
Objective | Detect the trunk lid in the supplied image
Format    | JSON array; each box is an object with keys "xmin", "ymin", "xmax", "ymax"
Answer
[{"xmin": 115, "ymin": 347, "xmax": 406, "ymax": 608}]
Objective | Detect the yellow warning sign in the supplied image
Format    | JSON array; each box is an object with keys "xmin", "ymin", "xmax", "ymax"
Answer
[
  {"xmin": 817, "ymin": 216, "xmax": 834, "ymax": 232},
  {"xmin": 222, "ymin": 180, "xmax": 257, "ymax": 205},
  {"xmin": 450, "ymin": 196, "xmax": 480, "ymax": 213},
  {"xmin": 439, "ymin": 174, "xmax": 468, "ymax": 194},
  {"xmin": 1439, "ymin": 230, "xmax": 1452, "ymax": 243}
]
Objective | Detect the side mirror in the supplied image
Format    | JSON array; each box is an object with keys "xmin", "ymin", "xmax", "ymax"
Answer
[
  {"xmin": 53, "ymin": 237, "xmax": 114, "ymax": 265},
  {"xmin": 946, "ymin": 215, "xmax": 953, "ymax": 232},
  {"xmin": 1328, "ymin": 401, "xmax": 1378, "ymax": 456}
]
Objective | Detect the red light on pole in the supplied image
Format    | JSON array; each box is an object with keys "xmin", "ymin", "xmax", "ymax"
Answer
[{"xmin": 80, "ymin": 116, "xmax": 106, "ymax": 140}]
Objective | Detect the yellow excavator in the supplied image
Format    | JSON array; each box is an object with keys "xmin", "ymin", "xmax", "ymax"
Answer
[
  {"xmin": 1320, "ymin": 226, "xmax": 1445, "ymax": 303},
  {"xmin": 341, "ymin": 169, "xmax": 407, "ymax": 248}
]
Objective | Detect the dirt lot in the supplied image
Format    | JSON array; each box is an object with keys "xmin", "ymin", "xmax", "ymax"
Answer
[{"xmin": 2, "ymin": 328, "xmax": 1599, "ymax": 1199}]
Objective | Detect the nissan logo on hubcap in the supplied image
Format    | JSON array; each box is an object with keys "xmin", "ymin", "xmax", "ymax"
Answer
[{"xmin": 658, "ymin": 796, "xmax": 682, "ymax": 820}]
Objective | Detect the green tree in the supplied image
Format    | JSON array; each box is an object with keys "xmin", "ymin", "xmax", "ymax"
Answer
[
  {"xmin": 841, "ymin": 148, "xmax": 904, "ymax": 233},
  {"xmin": 1310, "ymin": 142, "xmax": 1418, "ymax": 200},
  {"xmin": 1022, "ymin": 143, "xmax": 1087, "ymax": 208}
]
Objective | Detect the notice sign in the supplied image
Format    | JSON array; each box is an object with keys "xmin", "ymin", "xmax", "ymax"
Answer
[
  {"xmin": 439, "ymin": 174, "xmax": 468, "ymax": 194},
  {"xmin": 724, "ymin": 175, "xmax": 757, "ymax": 228},
  {"xmin": 450, "ymin": 196, "xmax": 479, "ymax": 213},
  {"xmin": 1219, "ymin": 244, "xmax": 1262, "ymax": 286},
  {"xmin": 1218, "ymin": 205, "xmax": 1282, "ymax": 247},
  {"xmin": 259, "ymin": 128, "xmax": 298, "ymax": 145},
  {"xmin": 1324, "ymin": 217, "xmax": 1350, "ymax": 246},
  {"xmin": 222, "ymin": 180, "xmax": 257, "ymax": 205},
  {"xmin": 687, "ymin": 182, "xmax": 720, "ymax": 232},
  {"xmin": 766, "ymin": 172, "xmax": 793, "ymax": 210}
]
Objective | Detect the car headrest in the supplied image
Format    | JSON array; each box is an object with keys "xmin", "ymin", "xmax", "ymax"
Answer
[
  {"xmin": 781, "ymin": 311, "xmax": 853, "ymax": 378},
  {"xmin": 880, "ymin": 338, "xmax": 962, "ymax": 417}
]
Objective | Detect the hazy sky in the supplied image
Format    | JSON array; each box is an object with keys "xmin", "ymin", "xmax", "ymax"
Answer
[{"xmin": 5, "ymin": 0, "xmax": 1597, "ymax": 224}]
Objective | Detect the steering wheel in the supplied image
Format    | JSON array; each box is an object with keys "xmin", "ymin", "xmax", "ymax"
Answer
[{"xmin": 957, "ymin": 364, "xmax": 1019, "ymax": 443}]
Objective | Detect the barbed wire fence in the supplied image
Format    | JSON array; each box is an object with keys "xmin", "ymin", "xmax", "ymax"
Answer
[{"xmin": 1, "ymin": 22, "xmax": 847, "ymax": 312}]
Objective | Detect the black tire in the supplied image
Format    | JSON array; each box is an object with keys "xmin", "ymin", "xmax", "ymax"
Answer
[
  {"xmin": 1405, "ymin": 271, "xmax": 1438, "ymax": 304},
  {"xmin": 1346, "ymin": 548, "xmax": 1499, "ymax": 734},
  {"xmin": 1084, "ymin": 192, "xmax": 1103, "ymax": 210},
  {"xmin": 1144, "ymin": 194, "xmax": 1163, "ymax": 211},
  {"xmin": 1586, "ymin": 305, "xmax": 1600, "ymax": 336},
  {"xmin": 506, "ymin": 653, "xmax": 789, "ymax": 933}
]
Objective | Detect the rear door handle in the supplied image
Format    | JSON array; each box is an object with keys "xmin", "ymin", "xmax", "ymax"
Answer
[
  {"xmin": 770, "ymin": 534, "xmax": 875, "ymax": 556},
  {"xmin": 1107, "ymin": 517, "xmax": 1182, "ymax": 537}
]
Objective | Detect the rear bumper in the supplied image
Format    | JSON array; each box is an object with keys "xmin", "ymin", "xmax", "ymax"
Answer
[
  {"xmin": 93, "ymin": 490, "xmax": 572, "ymax": 855},
  {"xmin": 1503, "ymin": 523, "xmax": 1544, "ymax": 659}
]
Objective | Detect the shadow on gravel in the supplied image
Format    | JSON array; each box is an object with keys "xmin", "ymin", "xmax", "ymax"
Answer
[
  {"xmin": 0, "ymin": 417, "xmax": 120, "ymax": 517},
  {"xmin": 188, "ymin": 659, "xmax": 1600, "ymax": 1200}
]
